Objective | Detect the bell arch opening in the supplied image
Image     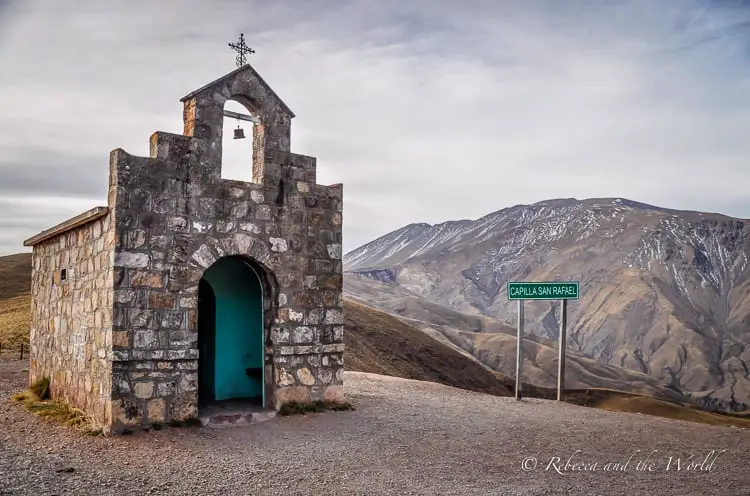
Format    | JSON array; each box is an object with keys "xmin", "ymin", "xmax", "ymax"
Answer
[
  {"xmin": 220, "ymin": 97, "xmax": 265, "ymax": 183},
  {"xmin": 197, "ymin": 255, "xmax": 277, "ymax": 413}
]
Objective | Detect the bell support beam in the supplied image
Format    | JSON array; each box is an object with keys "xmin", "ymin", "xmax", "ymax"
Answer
[{"xmin": 223, "ymin": 109, "xmax": 260, "ymax": 124}]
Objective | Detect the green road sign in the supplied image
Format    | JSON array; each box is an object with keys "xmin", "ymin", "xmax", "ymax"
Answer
[{"xmin": 507, "ymin": 281, "xmax": 579, "ymax": 300}]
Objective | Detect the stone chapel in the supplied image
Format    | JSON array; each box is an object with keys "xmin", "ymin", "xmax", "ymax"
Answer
[{"xmin": 22, "ymin": 63, "xmax": 345, "ymax": 434}]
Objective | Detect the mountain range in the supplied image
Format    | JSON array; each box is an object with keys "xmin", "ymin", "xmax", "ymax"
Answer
[{"xmin": 343, "ymin": 197, "xmax": 750, "ymax": 412}]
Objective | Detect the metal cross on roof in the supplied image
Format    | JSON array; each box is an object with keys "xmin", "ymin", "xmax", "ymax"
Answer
[{"xmin": 228, "ymin": 33, "xmax": 255, "ymax": 67}]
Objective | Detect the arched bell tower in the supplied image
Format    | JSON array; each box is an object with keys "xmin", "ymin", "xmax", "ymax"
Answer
[
  {"xmin": 180, "ymin": 64, "xmax": 295, "ymax": 186},
  {"xmin": 102, "ymin": 60, "xmax": 345, "ymax": 433}
]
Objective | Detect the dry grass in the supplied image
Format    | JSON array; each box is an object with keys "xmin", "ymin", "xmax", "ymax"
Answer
[
  {"xmin": 0, "ymin": 252, "xmax": 32, "ymax": 350},
  {"xmin": 343, "ymin": 299, "xmax": 514, "ymax": 397},
  {"xmin": 278, "ymin": 399, "xmax": 354, "ymax": 416},
  {"xmin": 0, "ymin": 252, "xmax": 31, "ymax": 300},
  {"xmin": 11, "ymin": 377, "xmax": 103, "ymax": 435},
  {"xmin": 0, "ymin": 293, "xmax": 31, "ymax": 349},
  {"xmin": 592, "ymin": 394, "xmax": 750, "ymax": 428}
]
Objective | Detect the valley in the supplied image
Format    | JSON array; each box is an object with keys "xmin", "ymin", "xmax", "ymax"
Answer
[{"xmin": 344, "ymin": 197, "xmax": 750, "ymax": 412}]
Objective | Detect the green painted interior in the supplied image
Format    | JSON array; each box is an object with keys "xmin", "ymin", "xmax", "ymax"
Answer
[{"xmin": 199, "ymin": 256, "xmax": 264, "ymax": 404}]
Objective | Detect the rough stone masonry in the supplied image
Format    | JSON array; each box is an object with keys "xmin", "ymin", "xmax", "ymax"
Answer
[{"xmin": 23, "ymin": 63, "xmax": 344, "ymax": 434}]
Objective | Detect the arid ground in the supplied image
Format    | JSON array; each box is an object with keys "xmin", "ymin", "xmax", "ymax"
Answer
[{"xmin": 2, "ymin": 352, "xmax": 749, "ymax": 496}]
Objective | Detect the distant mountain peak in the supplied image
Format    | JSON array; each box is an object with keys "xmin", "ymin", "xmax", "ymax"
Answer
[{"xmin": 344, "ymin": 197, "xmax": 750, "ymax": 411}]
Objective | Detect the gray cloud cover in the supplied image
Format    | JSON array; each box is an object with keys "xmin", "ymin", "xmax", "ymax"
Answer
[{"xmin": 1, "ymin": 0, "xmax": 749, "ymax": 255}]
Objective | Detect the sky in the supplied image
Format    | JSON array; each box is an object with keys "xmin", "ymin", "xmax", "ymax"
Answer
[{"xmin": 1, "ymin": 0, "xmax": 750, "ymax": 255}]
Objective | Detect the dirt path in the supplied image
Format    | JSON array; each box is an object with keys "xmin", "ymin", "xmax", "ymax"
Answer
[{"xmin": 1, "ymin": 353, "xmax": 748, "ymax": 495}]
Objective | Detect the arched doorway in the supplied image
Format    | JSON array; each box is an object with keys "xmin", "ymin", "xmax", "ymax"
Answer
[{"xmin": 198, "ymin": 255, "xmax": 265, "ymax": 409}]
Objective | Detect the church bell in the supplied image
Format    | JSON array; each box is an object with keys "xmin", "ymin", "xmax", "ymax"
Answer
[{"xmin": 233, "ymin": 125, "xmax": 246, "ymax": 139}]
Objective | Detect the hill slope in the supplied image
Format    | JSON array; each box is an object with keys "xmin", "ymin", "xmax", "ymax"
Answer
[
  {"xmin": 344, "ymin": 197, "xmax": 750, "ymax": 411},
  {"xmin": 343, "ymin": 299, "xmax": 513, "ymax": 396},
  {"xmin": 0, "ymin": 253, "xmax": 31, "ymax": 300},
  {"xmin": 0, "ymin": 253, "xmax": 31, "ymax": 349}
]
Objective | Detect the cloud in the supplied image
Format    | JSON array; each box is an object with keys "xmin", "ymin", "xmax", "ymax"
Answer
[{"xmin": 1, "ymin": 0, "xmax": 750, "ymax": 255}]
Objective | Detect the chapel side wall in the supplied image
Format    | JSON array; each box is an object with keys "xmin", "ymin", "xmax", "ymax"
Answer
[{"xmin": 28, "ymin": 214, "xmax": 115, "ymax": 427}]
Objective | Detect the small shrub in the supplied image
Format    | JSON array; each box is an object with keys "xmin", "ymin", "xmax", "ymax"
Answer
[
  {"xmin": 183, "ymin": 416, "xmax": 202, "ymax": 427},
  {"xmin": 167, "ymin": 416, "xmax": 202, "ymax": 428},
  {"xmin": 29, "ymin": 376, "xmax": 50, "ymax": 400},
  {"xmin": 10, "ymin": 377, "xmax": 102, "ymax": 435},
  {"xmin": 279, "ymin": 399, "xmax": 354, "ymax": 416}
]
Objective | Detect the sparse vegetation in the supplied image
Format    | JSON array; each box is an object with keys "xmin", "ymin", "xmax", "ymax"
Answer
[
  {"xmin": 591, "ymin": 394, "xmax": 750, "ymax": 429},
  {"xmin": 11, "ymin": 377, "xmax": 103, "ymax": 435},
  {"xmin": 343, "ymin": 299, "xmax": 515, "ymax": 396},
  {"xmin": 278, "ymin": 399, "xmax": 354, "ymax": 416},
  {"xmin": 29, "ymin": 375, "xmax": 50, "ymax": 400},
  {"xmin": 167, "ymin": 416, "xmax": 202, "ymax": 428},
  {"xmin": 0, "ymin": 293, "xmax": 31, "ymax": 350},
  {"xmin": 0, "ymin": 253, "xmax": 32, "ymax": 351}
]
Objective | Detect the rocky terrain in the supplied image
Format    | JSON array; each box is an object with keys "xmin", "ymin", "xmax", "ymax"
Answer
[
  {"xmin": 2, "ymin": 355, "xmax": 749, "ymax": 495},
  {"xmin": 344, "ymin": 198, "xmax": 750, "ymax": 411}
]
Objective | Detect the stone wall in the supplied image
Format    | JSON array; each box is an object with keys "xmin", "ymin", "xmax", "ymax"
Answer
[
  {"xmin": 107, "ymin": 65, "xmax": 344, "ymax": 432},
  {"xmin": 28, "ymin": 212, "xmax": 115, "ymax": 428}
]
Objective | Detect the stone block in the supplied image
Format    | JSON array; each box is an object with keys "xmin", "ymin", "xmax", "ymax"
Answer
[
  {"xmin": 276, "ymin": 366, "xmax": 296, "ymax": 386},
  {"xmin": 178, "ymin": 373, "xmax": 198, "ymax": 393},
  {"xmin": 317, "ymin": 368, "xmax": 333, "ymax": 385},
  {"xmin": 134, "ymin": 382, "xmax": 154, "ymax": 399},
  {"xmin": 291, "ymin": 326, "xmax": 314, "ymax": 344},
  {"xmin": 158, "ymin": 381, "xmax": 176, "ymax": 397},
  {"xmin": 134, "ymin": 330, "xmax": 158, "ymax": 349},
  {"xmin": 114, "ymin": 252, "xmax": 149, "ymax": 268},
  {"xmin": 147, "ymin": 398, "xmax": 166, "ymax": 423},
  {"xmin": 323, "ymin": 385, "xmax": 345, "ymax": 403},
  {"xmin": 169, "ymin": 393, "xmax": 197, "ymax": 421},
  {"xmin": 112, "ymin": 331, "xmax": 129, "ymax": 348},
  {"xmin": 112, "ymin": 400, "xmax": 142, "ymax": 427},
  {"xmin": 131, "ymin": 270, "xmax": 165, "ymax": 288},
  {"xmin": 275, "ymin": 386, "xmax": 309, "ymax": 407},
  {"xmin": 324, "ymin": 309, "xmax": 344, "ymax": 325},
  {"xmin": 296, "ymin": 367, "xmax": 315, "ymax": 386}
]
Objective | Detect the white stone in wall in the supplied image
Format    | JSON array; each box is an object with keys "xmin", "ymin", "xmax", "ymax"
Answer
[
  {"xmin": 250, "ymin": 190, "xmax": 264, "ymax": 203},
  {"xmin": 324, "ymin": 309, "xmax": 344, "ymax": 325},
  {"xmin": 192, "ymin": 221, "xmax": 211, "ymax": 233},
  {"xmin": 326, "ymin": 243, "xmax": 342, "ymax": 259},
  {"xmin": 270, "ymin": 237, "xmax": 288, "ymax": 252},
  {"xmin": 114, "ymin": 252, "xmax": 149, "ymax": 268},
  {"xmin": 191, "ymin": 244, "xmax": 216, "ymax": 268},
  {"xmin": 232, "ymin": 233, "xmax": 254, "ymax": 254},
  {"xmin": 239, "ymin": 222, "xmax": 261, "ymax": 234}
]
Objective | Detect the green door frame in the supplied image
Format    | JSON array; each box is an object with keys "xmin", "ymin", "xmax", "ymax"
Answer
[
  {"xmin": 241, "ymin": 259, "xmax": 265, "ymax": 409},
  {"xmin": 198, "ymin": 255, "xmax": 266, "ymax": 408}
]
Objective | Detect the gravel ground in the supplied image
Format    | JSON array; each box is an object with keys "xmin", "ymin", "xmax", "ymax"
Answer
[{"xmin": 1, "ymin": 352, "xmax": 748, "ymax": 496}]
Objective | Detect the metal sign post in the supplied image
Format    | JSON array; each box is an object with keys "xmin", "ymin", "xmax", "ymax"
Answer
[
  {"xmin": 515, "ymin": 299, "xmax": 524, "ymax": 401},
  {"xmin": 557, "ymin": 299, "xmax": 568, "ymax": 401},
  {"xmin": 507, "ymin": 281, "xmax": 579, "ymax": 402}
]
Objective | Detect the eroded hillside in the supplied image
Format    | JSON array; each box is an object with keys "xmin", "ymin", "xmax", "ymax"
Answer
[{"xmin": 345, "ymin": 198, "xmax": 750, "ymax": 411}]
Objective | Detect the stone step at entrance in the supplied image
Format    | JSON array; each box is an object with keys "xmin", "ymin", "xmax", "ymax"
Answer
[{"xmin": 199, "ymin": 400, "xmax": 277, "ymax": 427}]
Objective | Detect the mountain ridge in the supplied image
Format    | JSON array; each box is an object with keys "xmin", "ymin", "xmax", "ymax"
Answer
[{"xmin": 344, "ymin": 197, "xmax": 750, "ymax": 411}]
